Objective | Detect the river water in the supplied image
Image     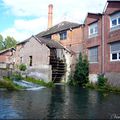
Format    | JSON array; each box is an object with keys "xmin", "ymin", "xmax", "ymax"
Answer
[{"xmin": 0, "ymin": 85, "xmax": 120, "ymax": 119}]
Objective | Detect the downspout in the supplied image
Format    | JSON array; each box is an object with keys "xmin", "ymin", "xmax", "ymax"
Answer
[
  {"xmin": 102, "ymin": 14, "xmax": 105, "ymax": 74},
  {"xmin": 102, "ymin": 1, "xmax": 108, "ymax": 75}
]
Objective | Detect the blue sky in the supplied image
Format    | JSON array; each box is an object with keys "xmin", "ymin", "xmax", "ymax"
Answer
[{"xmin": 0, "ymin": 0, "xmax": 107, "ymax": 41}]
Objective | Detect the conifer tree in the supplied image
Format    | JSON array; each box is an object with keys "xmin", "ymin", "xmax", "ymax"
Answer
[{"xmin": 73, "ymin": 53, "xmax": 89, "ymax": 86}]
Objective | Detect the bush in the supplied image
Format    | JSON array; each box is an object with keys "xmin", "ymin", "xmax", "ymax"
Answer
[
  {"xmin": 19, "ymin": 64, "xmax": 26, "ymax": 71},
  {"xmin": 98, "ymin": 74, "xmax": 107, "ymax": 88}
]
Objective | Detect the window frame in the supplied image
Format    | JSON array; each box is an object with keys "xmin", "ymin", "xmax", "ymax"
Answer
[
  {"xmin": 88, "ymin": 46, "xmax": 98, "ymax": 63},
  {"xmin": 59, "ymin": 31, "xmax": 67, "ymax": 40},
  {"xmin": 110, "ymin": 42, "xmax": 120, "ymax": 62},
  {"xmin": 110, "ymin": 12, "xmax": 120, "ymax": 31},
  {"xmin": 88, "ymin": 22, "xmax": 98, "ymax": 38}
]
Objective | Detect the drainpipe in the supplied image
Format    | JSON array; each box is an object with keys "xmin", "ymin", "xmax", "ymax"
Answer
[
  {"xmin": 101, "ymin": 1, "xmax": 108, "ymax": 75},
  {"xmin": 102, "ymin": 14, "xmax": 105, "ymax": 75}
]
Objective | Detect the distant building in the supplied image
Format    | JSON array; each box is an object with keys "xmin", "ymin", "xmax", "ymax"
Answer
[
  {"xmin": 14, "ymin": 35, "xmax": 72, "ymax": 82},
  {"xmin": 36, "ymin": 21, "xmax": 84, "ymax": 70},
  {"xmin": 0, "ymin": 47, "xmax": 15, "ymax": 69}
]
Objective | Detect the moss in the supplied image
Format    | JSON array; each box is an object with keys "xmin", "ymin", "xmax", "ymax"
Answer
[{"xmin": 24, "ymin": 77, "xmax": 55, "ymax": 88}]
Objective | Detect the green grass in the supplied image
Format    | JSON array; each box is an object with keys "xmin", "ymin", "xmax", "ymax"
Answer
[
  {"xmin": 24, "ymin": 77, "xmax": 55, "ymax": 88},
  {"xmin": 85, "ymin": 82, "xmax": 120, "ymax": 93},
  {"xmin": 0, "ymin": 77, "xmax": 25, "ymax": 91}
]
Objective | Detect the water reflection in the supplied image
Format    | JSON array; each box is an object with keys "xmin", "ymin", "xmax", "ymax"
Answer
[{"xmin": 0, "ymin": 86, "xmax": 120, "ymax": 119}]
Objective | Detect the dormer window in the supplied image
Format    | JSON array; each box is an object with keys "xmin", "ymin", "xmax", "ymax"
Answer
[
  {"xmin": 59, "ymin": 31, "xmax": 67, "ymax": 40},
  {"xmin": 110, "ymin": 12, "xmax": 120, "ymax": 31},
  {"xmin": 88, "ymin": 22, "xmax": 98, "ymax": 38}
]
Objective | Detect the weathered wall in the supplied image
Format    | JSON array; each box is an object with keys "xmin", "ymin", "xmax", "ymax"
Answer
[
  {"xmin": 15, "ymin": 37, "xmax": 52, "ymax": 82},
  {"xmin": 18, "ymin": 37, "xmax": 50, "ymax": 66},
  {"xmin": 0, "ymin": 51, "xmax": 13, "ymax": 63},
  {"xmin": 27, "ymin": 65, "xmax": 52, "ymax": 82}
]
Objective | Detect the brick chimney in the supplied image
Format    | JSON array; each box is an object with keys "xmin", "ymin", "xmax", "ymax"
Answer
[{"xmin": 48, "ymin": 4, "xmax": 53, "ymax": 29}]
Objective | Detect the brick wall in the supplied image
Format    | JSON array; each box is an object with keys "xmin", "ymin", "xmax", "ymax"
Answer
[
  {"xmin": 84, "ymin": 14, "xmax": 102, "ymax": 74},
  {"xmin": 104, "ymin": 1, "xmax": 120, "ymax": 73}
]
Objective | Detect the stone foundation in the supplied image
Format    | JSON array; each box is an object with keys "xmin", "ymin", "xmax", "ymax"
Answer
[
  {"xmin": 27, "ymin": 65, "xmax": 52, "ymax": 83},
  {"xmin": 105, "ymin": 72, "xmax": 120, "ymax": 87}
]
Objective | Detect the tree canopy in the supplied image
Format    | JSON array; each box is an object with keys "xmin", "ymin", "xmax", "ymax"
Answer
[
  {"xmin": 0, "ymin": 34, "xmax": 4, "ymax": 50},
  {"xmin": 0, "ymin": 34, "xmax": 17, "ymax": 51}
]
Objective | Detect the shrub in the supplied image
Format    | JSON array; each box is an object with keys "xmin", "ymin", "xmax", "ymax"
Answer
[
  {"xmin": 19, "ymin": 64, "xmax": 26, "ymax": 71},
  {"xmin": 98, "ymin": 74, "xmax": 107, "ymax": 88}
]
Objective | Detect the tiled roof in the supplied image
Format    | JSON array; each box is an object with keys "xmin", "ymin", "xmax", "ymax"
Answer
[
  {"xmin": 17, "ymin": 36, "xmax": 65, "ymax": 49},
  {"xmin": 34, "ymin": 36, "xmax": 65, "ymax": 49},
  {"xmin": 36, "ymin": 21, "xmax": 81, "ymax": 37}
]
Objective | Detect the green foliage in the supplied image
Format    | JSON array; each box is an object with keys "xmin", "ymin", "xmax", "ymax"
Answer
[
  {"xmin": 85, "ymin": 82, "xmax": 97, "ymax": 89},
  {"xmin": 24, "ymin": 77, "xmax": 55, "ymax": 88},
  {"xmin": 19, "ymin": 64, "xmax": 27, "ymax": 71},
  {"xmin": 98, "ymin": 74, "xmax": 107, "ymax": 88},
  {"xmin": 4, "ymin": 36, "xmax": 17, "ymax": 49},
  {"xmin": 0, "ymin": 34, "xmax": 4, "ymax": 50},
  {"xmin": 68, "ymin": 72, "xmax": 76, "ymax": 86},
  {"xmin": 0, "ymin": 34, "xmax": 17, "ymax": 51},
  {"xmin": 11, "ymin": 73, "xmax": 23, "ymax": 81},
  {"xmin": 69, "ymin": 53, "xmax": 89, "ymax": 86},
  {"xmin": 0, "ymin": 78, "xmax": 23, "ymax": 90}
]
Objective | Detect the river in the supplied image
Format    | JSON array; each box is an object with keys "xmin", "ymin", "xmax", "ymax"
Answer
[{"xmin": 0, "ymin": 85, "xmax": 120, "ymax": 119}]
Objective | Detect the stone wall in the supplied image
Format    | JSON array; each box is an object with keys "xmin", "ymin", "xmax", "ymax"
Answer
[
  {"xmin": 15, "ymin": 37, "xmax": 50, "ymax": 66},
  {"xmin": 105, "ymin": 72, "xmax": 120, "ymax": 87},
  {"xmin": 27, "ymin": 65, "xmax": 52, "ymax": 82}
]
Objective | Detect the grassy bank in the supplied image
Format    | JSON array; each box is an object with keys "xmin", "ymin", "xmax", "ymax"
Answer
[
  {"xmin": 85, "ymin": 83, "xmax": 120, "ymax": 93},
  {"xmin": 0, "ymin": 77, "xmax": 24, "ymax": 91},
  {"xmin": 24, "ymin": 77, "xmax": 55, "ymax": 88}
]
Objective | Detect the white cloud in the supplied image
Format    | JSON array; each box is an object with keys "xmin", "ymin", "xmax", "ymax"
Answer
[
  {"xmin": 2, "ymin": 0, "xmax": 107, "ymax": 41},
  {"xmin": 2, "ymin": 17, "xmax": 47, "ymax": 41}
]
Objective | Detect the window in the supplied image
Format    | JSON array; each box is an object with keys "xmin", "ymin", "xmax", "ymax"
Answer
[
  {"xmin": 110, "ymin": 12, "xmax": 120, "ymax": 31},
  {"xmin": 88, "ymin": 47, "xmax": 98, "ymax": 63},
  {"xmin": 59, "ymin": 31, "xmax": 67, "ymax": 40},
  {"xmin": 29, "ymin": 56, "xmax": 32, "ymax": 66},
  {"xmin": 45, "ymin": 35, "xmax": 51, "ymax": 39},
  {"xmin": 110, "ymin": 42, "xmax": 120, "ymax": 61},
  {"xmin": 89, "ymin": 22, "xmax": 98, "ymax": 38},
  {"xmin": 20, "ymin": 57, "xmax": 23, "ymax": 63}
]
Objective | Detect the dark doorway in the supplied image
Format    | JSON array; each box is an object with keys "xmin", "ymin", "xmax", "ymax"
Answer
[{"xmin": 29, "ymin": 56, "xmax": 32, "ymax": 66}]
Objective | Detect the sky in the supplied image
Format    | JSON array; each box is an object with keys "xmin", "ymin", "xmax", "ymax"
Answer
[{"xmin": 0, "ymin": 0, "xmax": 107, "ymax": 41}]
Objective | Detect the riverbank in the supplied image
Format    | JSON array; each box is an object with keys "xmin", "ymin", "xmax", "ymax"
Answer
[
  {"xmin": 0, "ymin": 77, "xmax": 24, "ymax": 90},
  {"xmin": 85, "ymin": 83, "xmax": 120, "ymax": 93},
  {"xmin": 0, "ymin": 75, "xmax": 54, "ymax": 91}
]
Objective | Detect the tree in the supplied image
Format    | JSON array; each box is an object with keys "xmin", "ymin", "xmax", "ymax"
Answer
[
  {"xmin": 4, "ymin": 36, "xmax": 17, "ymax": 49},
  {"xmin": 0, "ymin": 34, "xmax": 4, "ymax": 50},
  {"xmin": 72, "ymin": 53, "xmax": 89, "ymax": 86}
]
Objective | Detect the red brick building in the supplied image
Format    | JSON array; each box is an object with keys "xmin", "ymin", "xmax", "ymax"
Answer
[
  {"xmin": 103, "ymin": 0, "xmax": 120, "ymax": 86},
  {"xmin": 83, "ymin": 13, "xmax": 102, "ymax": 83},
  {"xmin": 84, "ymin": 0, "xmax": 120, "ymax": 86}
]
